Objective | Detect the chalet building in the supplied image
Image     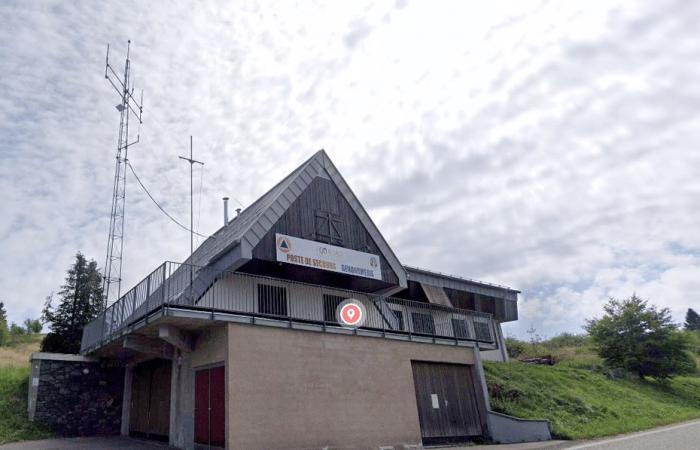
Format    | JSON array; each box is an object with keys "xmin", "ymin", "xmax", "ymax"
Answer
[{"xmin": 31, "ymin": 150, "xmax": 550, "ymax": 449}]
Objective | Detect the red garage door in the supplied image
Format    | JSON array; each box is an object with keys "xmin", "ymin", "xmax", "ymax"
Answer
[{"xmin": 195, "ymin": 365, "xmax": 225, "ymax": 448}]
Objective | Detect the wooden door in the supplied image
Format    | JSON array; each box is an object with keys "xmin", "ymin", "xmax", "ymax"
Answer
[
  {"xmin": 129, "ymin": 359, "xmax": 171, "ymax": 441},
  {"xmin": 195, "ymin": 365, "xmax": 225, "ymax": 448},
  {"xmin": 411, "ymin": 361, "xmax": 483, "ymax": 444}
]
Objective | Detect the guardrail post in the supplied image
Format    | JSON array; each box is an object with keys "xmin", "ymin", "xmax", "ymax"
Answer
[
  {"xmin": 451, "ymin": 311, "xmax": 458, "ymax": 345},
  {"xmin": 100, "ymin": 305, "xmax": 107, "ymax": 346},
  {"xmin": 381, "ymin": 298, "xmax": 385, "ymax": 338},
  {"xmin": 161, "ymin": 262, "xmax": 168, "ymax": 311},
  {"xmin": 119, "ymin": 297, "xmax": 125, "ymax": 331}
]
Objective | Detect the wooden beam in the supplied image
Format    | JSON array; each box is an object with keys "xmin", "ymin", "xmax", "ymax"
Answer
[
  {"xmin": 158, "ymin": 325, "xmax": 193, "ymax": 353},
  {"xmin": 123, "ymin": 335, "xmax": 174, "ymax": 359}
]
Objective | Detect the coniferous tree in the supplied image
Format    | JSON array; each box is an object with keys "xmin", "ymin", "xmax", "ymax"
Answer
[
  {"xmin": 41, "ymin": 252, "xmax": 104, "ymax": 353},
  {"xmin": 0, "ymin": 302, "xmax": 9, "ymax": 346},
  {"xmin": 685, "ymin": 308, "xmax": 700, "ymax": 331}
]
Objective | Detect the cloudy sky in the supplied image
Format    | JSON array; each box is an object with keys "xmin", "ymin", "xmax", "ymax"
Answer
[{"xmin": 1, "ymin": 0, "xmax": 699, "ymax": 338}]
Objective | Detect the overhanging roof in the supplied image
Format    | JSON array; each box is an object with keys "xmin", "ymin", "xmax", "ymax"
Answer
[
  {"xmin": 405, "ymin": 266, "xmax": 519, "ymax": 301},
  {"xmin": 185, "ymin": 150, "xmax": 408, "ymax": 287}
]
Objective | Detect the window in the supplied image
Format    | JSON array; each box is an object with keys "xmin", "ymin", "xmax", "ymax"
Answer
[
  {"xmin": 391, "ymin": 309, "xmax": 404, "ymax": 331},
  {"xmin": 474, "ymin": 321, "xmax": 492, "ymax": 341},
  {"xmin": 451, "ymin": 318, "xmax": 471, "ymax": 339},
  {"xmin": 411, "ymin": 312, "xmax": 435, "ymax": 335},
  {"xmin": 257, "ymin": 284, "xmax": 287, "ymax": 316},
  {"xmin": 323, "ymin": 294, "xmax": 346, "ymax": 323},
  {"xmin": 314, "ymin": 210, "xmax": 344, "ymax": 245}
]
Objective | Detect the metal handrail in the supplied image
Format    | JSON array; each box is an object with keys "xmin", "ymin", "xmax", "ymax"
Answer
[{"xmin": 81, "ymin": 261, "xmax": 496, "ymax": 353}]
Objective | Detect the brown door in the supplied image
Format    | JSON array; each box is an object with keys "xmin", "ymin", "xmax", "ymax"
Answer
[
  {"xmin": 411, "ymin": 361, "xmax": 483, "ymax": 444},
  {"xmin": 195, "ymin": 365, "xmax": 225, "ymax": 448},
  {"xmin": 129, "ymin": 358, "xmax": 172, "ymax": 441}
]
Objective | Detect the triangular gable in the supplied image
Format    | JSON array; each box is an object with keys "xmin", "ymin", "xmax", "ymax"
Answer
[
  {"xmin": 185, "ymin": 150, "xmax": 407, "ymax": 289},
  {"xmin": 236, "ymin": 150, "xmax": 407, "ymax": 287}
]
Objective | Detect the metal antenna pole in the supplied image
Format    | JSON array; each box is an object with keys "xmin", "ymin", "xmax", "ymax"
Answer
[
  {"xmin": 179, "ymin": 136, "xmax": 204, "ymax": 260},
  {"xmin": 102, "ymin": 40, "xmax": 144, "ymax": 310}
]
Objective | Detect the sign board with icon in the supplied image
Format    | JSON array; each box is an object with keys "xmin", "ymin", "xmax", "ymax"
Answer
[{"xmin": 275, "ymin": 233, "xmax": 382, "ymax": 281}]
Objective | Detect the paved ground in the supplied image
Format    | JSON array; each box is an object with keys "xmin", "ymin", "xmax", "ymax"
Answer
[
  {"xmin": 0, "ymin": 437, "xmax": 176, "ymax": 450},
  {"xmin": 2, "ymin": 419, "xmax": 699, "ymax": 449}
]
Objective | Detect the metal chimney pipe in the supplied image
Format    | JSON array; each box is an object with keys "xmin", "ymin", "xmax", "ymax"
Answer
[
  {"xmin": 236, "ymin": 208, "xmax": 242, "ymax": 217},
  {"xmin": 223, "ymin": 197, "xmax": 230, "ymax": 225}
]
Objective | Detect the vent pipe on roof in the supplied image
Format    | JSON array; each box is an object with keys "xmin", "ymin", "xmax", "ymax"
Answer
[
  {"xmin": 236, "ymin": 208, "xmax": 241, "ymax": 217},
  {"xmin": 223, "ymin": 197, "xmax": 230, "ymax": 225}
]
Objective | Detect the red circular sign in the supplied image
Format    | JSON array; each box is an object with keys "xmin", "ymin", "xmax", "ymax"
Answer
[{"xmin": 339, "ymin": 303, "xmax": 363, "ymax": 326}]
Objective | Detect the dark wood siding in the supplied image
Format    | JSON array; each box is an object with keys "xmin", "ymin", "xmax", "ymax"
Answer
[
  {"xmin": 252, "ymin": 177, "xmax": 399, "ymax": 285},
  {"xmin": 444, "ymin": 288, "xmax": 517, "ymax": 322},
  {"xmin": 393, "ymin": 280, "xmax": 430, "ymax": 302},
  {"xmin": 129, "ymin": 359, "xmax": 171, "ymax": 441},
  {"xmin": 411, "ymin": 362, "xmax": 484, "ymax": 444}
]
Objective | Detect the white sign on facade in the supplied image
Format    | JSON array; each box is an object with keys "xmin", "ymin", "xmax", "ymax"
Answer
[{"xmin": 275, "ymin": 233, "xmax": 382, "ymax": 281}]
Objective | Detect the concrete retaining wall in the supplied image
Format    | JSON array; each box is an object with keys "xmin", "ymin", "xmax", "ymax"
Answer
[
  {"xmin": 487, "ymin": 410, "xmax": 552, "ymax": 443},
  {"xmin": 28, "ymin": 352, "xmax": 124, "ymax": 436}
]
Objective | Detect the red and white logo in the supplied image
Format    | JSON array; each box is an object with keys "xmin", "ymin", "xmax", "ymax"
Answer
[
  {"xmin": 276, "ymin": 236, "xmax": 292, "ymax": 253},
  {"xmin": 337, "ymin": 299, "xmax": 366, "ymax": 328}
]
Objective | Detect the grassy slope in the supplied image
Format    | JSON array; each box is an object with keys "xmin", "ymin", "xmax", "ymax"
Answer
[
  {"xmin": 0, "ymin": 334, "xmax": 43, "ymax": 366},
  {"xmin": 0, "ymin": 335, "xmax": 52, "ymax": 444},
  {"xmin": 485, "ymin": 360, "xmax": 700, "ymax": 440}
]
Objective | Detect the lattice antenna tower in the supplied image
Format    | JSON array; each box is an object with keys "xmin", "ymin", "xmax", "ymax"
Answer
[{"xmin": 102, "ymin": 40, "xmax": 143, "ymax": 309}]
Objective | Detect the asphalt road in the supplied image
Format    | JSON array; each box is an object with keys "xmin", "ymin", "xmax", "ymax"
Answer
[
  {"xmin": 450, "ymin": 418, "xmax": 700, "ymax": 450},
  {"xmin": 2, "ymin": 419, "xmax": 699, "ymax": 449},
  {"xmin": 561, "ymin": 419, "xmax": 700, "ymax": 450}
]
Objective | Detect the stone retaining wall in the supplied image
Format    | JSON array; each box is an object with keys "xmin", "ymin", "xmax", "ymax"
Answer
[{"xmin": 29, "ymin": 353, "xmax": 124, "ymax": 436}]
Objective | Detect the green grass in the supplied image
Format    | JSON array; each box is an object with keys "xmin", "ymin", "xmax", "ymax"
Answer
[
  {"xmin": 485, "ymin": 360, "xmax": 700, "ymax": 440},
  {"xmin": 0, "ymin": 364, "xmax": 52, "ymax": 444}
]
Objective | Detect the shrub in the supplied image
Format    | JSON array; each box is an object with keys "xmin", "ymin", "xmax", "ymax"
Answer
[
  {"xmin": 546, "ymin": 333, "xmax": 589, "ymax": 348},
  {"xmin": 505, "ymin": 337, "xmax": 526, "ymax": 358}
]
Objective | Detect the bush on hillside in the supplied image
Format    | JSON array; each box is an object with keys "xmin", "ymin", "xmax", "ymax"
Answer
[
  {"xmin": 9, "ymin": 324, "xmax": 24, "ymax": 337},
  {"xmin": 505, "ymin": 337, "xmax": 526, "ymax": 358},
  {"xmin": 546, "ymin": 332, "xmax": 589, "ymax": 348},
  {"xmin": 586, "ymin": 295, "xmax": 696, "ymax": 381}
]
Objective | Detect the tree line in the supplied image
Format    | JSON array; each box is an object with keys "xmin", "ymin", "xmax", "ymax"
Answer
[
  {"xmin": 509, "ymin": 297, "xmax": 700, "ymax": 381},
  {"xmin": 0, "ymin": 302, "xmax": 43, "ymax": 346}
]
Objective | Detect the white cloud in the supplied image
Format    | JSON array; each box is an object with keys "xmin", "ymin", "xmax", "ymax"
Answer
[{"xmin": 0, "ymin": 0, "xmax": 699, "ymax": 338}]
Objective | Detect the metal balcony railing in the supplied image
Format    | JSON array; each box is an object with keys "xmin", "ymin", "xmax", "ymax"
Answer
[{"xmin": 81, "ymin": 261, "xmax": 496, "ymax": 354}]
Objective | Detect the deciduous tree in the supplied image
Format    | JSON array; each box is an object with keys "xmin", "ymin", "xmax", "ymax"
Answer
[{"xmin": 586, "ymin": 295, "xmax": 695, "ymax": 380}]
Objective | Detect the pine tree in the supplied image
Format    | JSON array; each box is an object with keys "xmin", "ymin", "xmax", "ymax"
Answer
[
  {"xmin": 41, "ymin": 252, "xmax": 104, "ymax": 353},
  {"xmin": 0, "ymin": 302, "xmax": 9, "ymax": 346},
  {"xmin": 685, "ymin": 308, "xmax": 700, "ymax": 331}
]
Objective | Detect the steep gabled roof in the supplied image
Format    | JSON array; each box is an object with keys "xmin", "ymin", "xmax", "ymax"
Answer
[{"xmin": 186, "ymin": 150, "xmax": 407, "ymax": 287}]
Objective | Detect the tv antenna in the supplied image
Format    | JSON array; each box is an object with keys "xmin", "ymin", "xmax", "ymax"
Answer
[
  {"xmin": 102, "ymin": 40, "xmax": 143, "ymax": 309},
  {"xmin": 179, "ymin": 136, "xmax": 204, "ymax": 260}
]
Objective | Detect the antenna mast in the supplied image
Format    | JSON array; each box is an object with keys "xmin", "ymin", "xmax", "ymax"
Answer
[
  {"xmin": 179, "ymin": 136, "xmax": 204, "ymax": 259},
  {"xmin": 102, "ymin": 40, "xmax": 143, "ymax": 309}
]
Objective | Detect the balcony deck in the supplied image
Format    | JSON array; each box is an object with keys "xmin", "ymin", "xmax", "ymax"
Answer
[{"xmin": 81, "ymin": 262, "xmax": 498, "ymax": 354}]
